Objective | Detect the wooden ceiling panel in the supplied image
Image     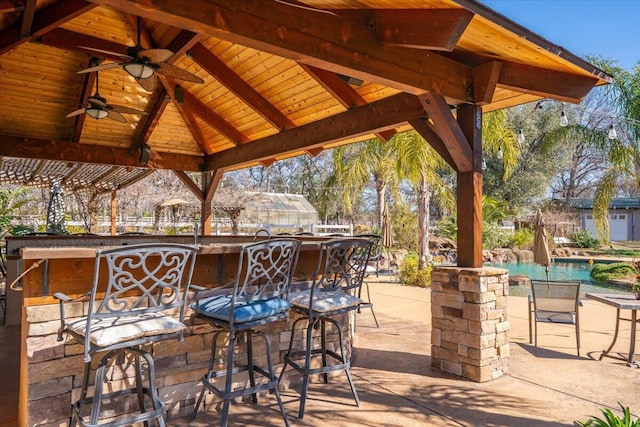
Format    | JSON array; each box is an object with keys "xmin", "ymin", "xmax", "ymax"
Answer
[
  {"xmin": 148, "ymin": 103, "xmax": 200, "ymax": 155},
  {"xmin": 60, "ymin": 6, "xmax": 133, "ymax": 46}
]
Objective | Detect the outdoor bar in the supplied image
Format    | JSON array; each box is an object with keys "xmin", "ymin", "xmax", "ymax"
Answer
[
  {"xmin": 0, "ymin": 0, "xmax": 614, "ymax": 425},
  {"xmin": 9, "ymin": 234, "xmax": 339, "ymax": 426}
]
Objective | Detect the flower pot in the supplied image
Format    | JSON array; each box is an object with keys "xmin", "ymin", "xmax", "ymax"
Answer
[{"xmin": 635, "ymin": 291, "xmax": 640, "ymax": 300}]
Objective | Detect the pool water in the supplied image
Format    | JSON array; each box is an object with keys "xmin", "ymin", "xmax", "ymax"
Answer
[{"xmin": 484, "ymin": 261, "xmax": 633, "ymax": 297}]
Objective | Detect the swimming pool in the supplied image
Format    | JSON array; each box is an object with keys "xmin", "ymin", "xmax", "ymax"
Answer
[{"xmin": 484, "ymin": 261, "xmax": 632, "ymax": 297}]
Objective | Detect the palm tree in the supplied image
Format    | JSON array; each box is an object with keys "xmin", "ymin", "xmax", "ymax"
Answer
[
  {"xmin": 587, "ymin": 58, "xmax": 640, "ymax": 241},
  {"xmin": 392, "ymin": 130, "xmax": 453, "ymax": 268},
  {"xmin": 332, "ymin": 139, "xmax": 398, "ymax": 229}
]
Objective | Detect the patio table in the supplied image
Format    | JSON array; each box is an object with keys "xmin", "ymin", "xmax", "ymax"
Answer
[{"xmin": 585, "ymin": 293, "xmax": 640, "ymax": 367}]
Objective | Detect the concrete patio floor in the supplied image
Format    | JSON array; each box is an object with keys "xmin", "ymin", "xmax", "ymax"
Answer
[{"xmin": 2, "ymin": 277, "xmax": 639, "ymax": 426}]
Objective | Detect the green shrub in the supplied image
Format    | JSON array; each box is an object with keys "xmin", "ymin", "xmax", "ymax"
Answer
[
  {"xmin": 399, "ymin": 253, "xmax": 432, "ymax": 288},
  {"xmin": 590, "ymin": 262, "xmax": 636, "ymax": 282},
  {"xmin": 508, "ymin": 228, "xmax": 534, "ymax": 250},
  {"xmin": 569, "ymin": 230, "xmax": 601, "ymax": 249},
  {"xmin": 482, "ymin": 222, "xmax": 511, "ymax": 250},
  {"xmin": 575, "ymin": 403, "xmax": 640, "ymax": 426}
]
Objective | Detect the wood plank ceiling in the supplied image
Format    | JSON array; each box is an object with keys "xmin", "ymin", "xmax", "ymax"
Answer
[
  {"xmin": 0, "ymin": 0, "xmax": 610, "ymax": 183},
  {"xmin": 0, "ymin": 0, "xmax": 612, "ymax": 266}
]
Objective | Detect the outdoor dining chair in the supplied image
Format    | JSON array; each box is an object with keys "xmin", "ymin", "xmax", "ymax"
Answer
[
  {"xmin": 529, "ymin": 279, "xmax": 582, "ymax": 356},
  {"xmin": 191, "ymin": 238, "xmax": 301, "ymax": 427},
  {"xmin": 54, "ymin": 243, "xmax": 198, "ymax": 427},
  {"xmin": 354, "ymin": 233, "xmax": 382, "ymax": 328},
  {"xmin": 279, "ymin": 237, "xmax": 372, "ymax": 419}
]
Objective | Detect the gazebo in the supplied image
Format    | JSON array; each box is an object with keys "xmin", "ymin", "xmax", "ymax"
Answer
[
  {"xmin": 0, "ymin": 2, "xmax": 613, "ymax": 420},
  {"xmin": 0, "ymin": 0, "xmax": 610, "ymax": 267}
]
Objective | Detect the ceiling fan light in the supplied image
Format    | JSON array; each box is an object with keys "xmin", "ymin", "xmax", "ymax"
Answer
[
  {"xmin": 124, "ymin": 63, "xmax": 154, "ymax": 79},
  {"xmin": 86, "ymin": 107, "xmax": 108, "ymax": 119}
]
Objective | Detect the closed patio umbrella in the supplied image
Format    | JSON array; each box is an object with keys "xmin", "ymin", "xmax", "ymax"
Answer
[
  {"xmin": 533, "ymin": 209, "xmax": 551, "ymax": 282},
  {"xmin": 381, "ymin": 204, "xmax": 393, "ymax": 271}
]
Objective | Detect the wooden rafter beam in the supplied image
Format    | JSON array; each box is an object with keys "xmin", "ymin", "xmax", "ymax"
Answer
[
  {"xmin": 71, "ymin": 60, "xmax": 97, "ymax": 142},
  {"xmin": 174, "ymin": 170, "xmax": 203, "ymax": 202},
  {"xmin": 498, "ymin": 62, "xmax": 598, "ymax": 104},
  {"xmin": 419, "ymin": 93, "xmax": 473, "ymax": 172},
  {"xmin": 0, "ymin": 135, "xmax": 203, "ymax": 171},
  {"xmin": 408, "ymin": 118, "xmax": 456, "ymax": 171},
  {"xmin": 333, "ymin": 8, "xmax": 473, "ymax": 51},
  {"xmin": 300, "ymin": 64, "xmax": 395, "ymax": 142},
  {"xmin": 135, "ymin": 87, "xmax": 170, "ymax": 147},
  {"xmin": 204, "ymin": 92, "xmax": 424, "ymax": 171},
  {"xmin": 39, "ymin": 28, "xmax": 129, "ymax": 61},
  {"xmin": 88, "ymin": 0, "xmax": 474, "ymax": 104},
  {"xmin": 181, "ymin": 89, "xmax": 249, "ymax": 146},
  {"xmin": 19, "ymin": 0, "xmax": 37, "ymax": 38},
  {"xmin": 0, "ymin": 0, "xmax": 96, "ymax": 54},
  {"xmin": 0, "ymin": 2, "xmax": 24, "ymax": 13},
  {"xmin": 165, "ymin": 30, "xmax": 203, "ymax": 60},
  {"xmin": 190, "ymin": 43, "xmax": 294, "ymax": 131}
]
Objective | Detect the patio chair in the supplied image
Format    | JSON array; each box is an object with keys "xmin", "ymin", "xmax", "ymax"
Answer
[
  {"xmin": 279, "ymin": 237, "xmax": 372, "ymax": 419},
  {"xmin": 354, "ymin": 233, "xmax": 382, "ymax": 328},
  {"xmin": 191, "ymin": 238, "xmax": 301, "ymax": 427},
  {"xmin": 54, "ymin": 243, "xmax": 198, "ymax": 427},
  {"xmin": 528, "ymin": 280, "xmax": 582, "ymax": 356}
]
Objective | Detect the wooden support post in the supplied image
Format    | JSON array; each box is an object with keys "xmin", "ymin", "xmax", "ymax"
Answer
[
  {"xmin": 110, "ymin": 190, "xmax": 117, "ymax": 236},
  {"xmin": 456, "ymin": 105, "xmax": 483, "ymax": 267}
]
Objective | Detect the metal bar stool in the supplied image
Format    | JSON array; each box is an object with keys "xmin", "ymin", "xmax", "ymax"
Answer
[
  {"xmin": 279, "ymin": 238, "xmax": 372, "ymax": 419},
  {"xmin": 354, "ymin": 233, "xmax": 382, "ymax": 328},
  {"xmin": 54, "ymin": 243, "xmax": 198, "ymax": 427},
  {"xmin": 191, "ymin": 238, "xmax": 301, "ymax": 427}
]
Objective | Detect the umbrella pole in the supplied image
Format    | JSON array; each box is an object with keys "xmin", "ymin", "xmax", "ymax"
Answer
[{"xmin": 545, "ymin": 266, "xmax": 550, "ymax": 284}]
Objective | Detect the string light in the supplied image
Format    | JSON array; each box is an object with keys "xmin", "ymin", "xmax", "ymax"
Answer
[
  {"xmin": 497, "ymin": 146, "xmax": 503, "ymax": 159},
  {"xmin": 481, "ymin": 157, "xmax": 487, "ymax": 170},
  {"xmin": 560, "ymin": 110, "xmax": 569, "ymax": 127},
  {"xmin": 517, "ymin": 129, "xmax": 526, "ymax": 144},
  {"xmin": 608, "ymin": 123, "xmax": 617, "ymax": 140}
]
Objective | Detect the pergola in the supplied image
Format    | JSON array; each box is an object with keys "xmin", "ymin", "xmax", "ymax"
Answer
[{"xmin": 0, "ymin": 0, "xmax": 611, "ymax": 267}]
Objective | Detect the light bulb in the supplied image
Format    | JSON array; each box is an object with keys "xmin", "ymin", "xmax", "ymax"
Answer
[
  {"xmin": 518, "ymin": 129, "xmax": 525, "ymax": 144},
  {"xmin": 608, "ymin": 124, "xmax": 617, "ymax": 140},
  {"xmin": 481, "ymin": 158, "xmax": 487, "ymax": 170},
  {"xmin": 560, "ymin": 110, "xmax": 569, "ymax": 127},
  {"xmin": 497, "ymin": 146, "xmax": 503, "ymax": 159}
]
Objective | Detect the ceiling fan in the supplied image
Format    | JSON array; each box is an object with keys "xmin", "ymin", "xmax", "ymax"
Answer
[
  {"xmin": 66, "ymin": 72, "xmax": 147, "ymax": 123},
  {"xmin": 77, "ymin": 17, "xmax": 204, "ymax": 92}
]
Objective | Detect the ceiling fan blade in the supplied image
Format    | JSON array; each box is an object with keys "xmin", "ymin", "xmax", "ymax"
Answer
[
  {"xmin": 157, "ymin": 62, "xmax": 204, "ymax": 83},
  {"xmin": 88, "ymin": 97, "xmax": 108, "ymax": 108},
  {"xmin": 106, "ymin": 111, "xmax": 128, "ymax": 123},
  {"xmin": 136, "ymin": 75, "xmax": 156, "ymax": 92},
  {"xmin": 66, "ymin": 108, "xmax": 87, "ymax": 118},
  {"xmin": 139, "ymin": 48, "xmax": 174, "ymax": 63},
  {"xmin": 109, "ymin": 104, "xmax": 148, "ymax": 115},
  {"xmin": 78, "ymin": 62, "xmax": 122, "ymax": 74},
  {"xmin": 78, "ymin": 46, "xmax": 133, "ymax": 60}
]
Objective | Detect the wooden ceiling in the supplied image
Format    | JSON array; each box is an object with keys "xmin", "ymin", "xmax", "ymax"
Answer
[{"xmin": 0, "ymin": 0, "xmax": 611, "ymax": 189}]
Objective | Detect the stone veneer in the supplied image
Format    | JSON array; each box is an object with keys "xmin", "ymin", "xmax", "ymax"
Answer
[
  {"xmin": 430, "ymin": 266, "xmax": 509, "ymax": 382},
  {"xmin": 23, "ymin": 297, "xmax": 351, "ymax": 426}
]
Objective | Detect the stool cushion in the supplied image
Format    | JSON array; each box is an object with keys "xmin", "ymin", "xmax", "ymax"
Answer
[
  {"xmin": 290, "ymin": 289, "xmax": 362, "ymax": 313},
  {"xmin": 68, "ymin": 312, "xmax": 185, "ymax": 348},
  {"xmin": 194, "ymin": 295, "xmax": 291, "ymax": 323}
]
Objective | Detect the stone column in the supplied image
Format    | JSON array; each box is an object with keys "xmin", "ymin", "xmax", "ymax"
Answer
[{"xmin": 431, "ymin": 266, "xmax": 509, "ymax": 382}]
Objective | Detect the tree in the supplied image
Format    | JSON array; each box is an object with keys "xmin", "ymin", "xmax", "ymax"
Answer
[
  {"xmin": 332, "ymin": 139, "xmax": 399, "ymax": 229},
  {"xmin": 587, "ymin": 58, "xmax": 640, "ymax": 241},
  {"xmin": 392, "ymin": 130, "xmax": 453, "ymax": 268}
]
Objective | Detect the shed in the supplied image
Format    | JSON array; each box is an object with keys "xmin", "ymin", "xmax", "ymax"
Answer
[{"xmin": 569, "ymin": 198, "xmax": 640, "ymax": 241}]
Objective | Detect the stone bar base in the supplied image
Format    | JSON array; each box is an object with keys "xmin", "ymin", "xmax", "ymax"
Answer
[{"xmin": 431, "ymin": 266, "xmax": 509, "ymax": 382}]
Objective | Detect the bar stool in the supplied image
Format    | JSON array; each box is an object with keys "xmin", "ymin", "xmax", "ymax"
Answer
[
  {"xmin": 191, "ymin": 238, "xmax": 301, "ymax": 427},
  {"xmin": 279, "ymin": 238, "xmax": 372, "ymax": 419},
  {"xmin": 354, "ymin": 233, "xmax": 382, "ymax": 328},
  {"xmin": 54, "ymin": 243, "xmax": 198, "ymax": 427}
]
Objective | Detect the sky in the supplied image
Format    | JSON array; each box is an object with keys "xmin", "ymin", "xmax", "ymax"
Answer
[{"xmin": 480, "ymin": 0, "xmax": 640, "ymax": 71}]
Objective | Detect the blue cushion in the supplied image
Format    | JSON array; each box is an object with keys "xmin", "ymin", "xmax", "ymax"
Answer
[{"xmin": 194, "ymin": 295, "xmax": 291, "ymax": 323}]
